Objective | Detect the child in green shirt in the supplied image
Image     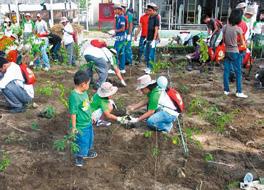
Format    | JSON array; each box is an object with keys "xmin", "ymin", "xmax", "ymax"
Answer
[
  {"xmin": 90, "ymin": 82, "xmax": 127, "ymax": 126},
  {"xmin": 68, "ymin": 70, "xmax": 97, "ymax": 167}
]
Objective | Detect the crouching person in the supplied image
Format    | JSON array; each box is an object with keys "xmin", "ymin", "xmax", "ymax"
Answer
[
  {"xmin": 68, "ymin": 71, "xmax": 97, "ymax": 167},
  {"xmin": 0, "ymin": 57, "xmax": 34, "ymax": 113},
  {"xmin": 90, "ymin": 82, "xmax": 127, "ymax": 126},
  {"xmin": 127, "ymin": 75, "xmax": 178, "ymax": 133}
]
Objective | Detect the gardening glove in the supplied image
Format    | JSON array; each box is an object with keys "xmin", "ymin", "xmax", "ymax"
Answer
[
  {"xmin": 127, "ymin": 34, "xmax": 131, "ymax": 41},
  {"xmin": 129, "ymin": 117, "xmax": 139, "ymax": 123},
  {"xmin": 117, "ymin": 116, "xmax": 129, "ymax": 124},
  {"xmin": 151, "ymin": 40, "xmax": 156, "ymax": 48},
  {"xmin": 71, "ymin": 127, "xmax": 78, "ymax": 134}
]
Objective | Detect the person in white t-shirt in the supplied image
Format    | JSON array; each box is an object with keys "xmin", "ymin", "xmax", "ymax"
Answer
[
  {"xmin": 82, "ymin": 41, "xmax": 126, "ymax": 89},
  {"xmin": 22, "ymin": 13, "xmax": 35, "ymax": 42},
  {"xmin": 61, "ymin": 17, "xmax": 76, "ymax": 66},
  {"xmin": 0, "ymin": 57, "xmax": 34, "ymax": 113},
  {"xmin": 34, "ymin": 13, "xmax": 50, "ymax": 71}
]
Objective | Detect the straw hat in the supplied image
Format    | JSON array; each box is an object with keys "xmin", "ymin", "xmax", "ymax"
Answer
[
  {"xmin": 136, "ymin": 75, "xmax": 156, "ymax": 90},
  {"xmin": 97, "ymin": 82, "xmax": 118, "ymax": 98}
]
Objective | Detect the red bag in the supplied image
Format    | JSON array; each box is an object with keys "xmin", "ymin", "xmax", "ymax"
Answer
[
  {"xmin": 166, "ymin": 87, "xmax": 184, "ymax": 113},
  {"xmin": 90, "ymin": 39, "xmax": 107, "ymax": 48},
  {"xmin": 20, "ymin": 63, "xmax": 36, "ymax": 85}
]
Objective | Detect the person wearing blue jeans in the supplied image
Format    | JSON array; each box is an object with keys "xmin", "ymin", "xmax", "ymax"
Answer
[
  {"xmin": 123, "ymin": 7, "xmax": 134, "ymax": 65},
  {"xmin": 222, "ymin": 8, "xmax": 248, "ymax": 98},
  {"xmin": 75, "ymin": 123, "xmax": 94, "ymax": 158},
  {"xmin": 145, "ymin": 40, "xmax": 156, "ymax": 70},
  {"xmin": 138, "ymin": 36, "xmax": 147, "ymax": 64},
  {"xmin": 84, "ymin": 54, "xmax": 108, "ymax": 89},
  {"xmin": 40, "ymin": 38, "xmax": 50, "ymax": 69},
  {"xmin": 0, "ymin": 58, "xmax": 34, "ymax": 113},
  {"xmin": 69, "ymin": 70, "xmax": 97, "ymax": 167},
  {"xmin": 65, "ymin": 42, "xmax": 76, "ymax": 66},
  {"xmin": 144, "ymin": 3, "xmax": 160, "ymax": 74},
  {"xmin": 1, "ymin": 81, "xmax": 32, "ymax": 113},
  {"xmin": 114, "ymin": 5, "xmax": 126, "ymax": 73},
  {"xmin": 223, "ymin": 52, "xmax": 242, "ymax": 93},
  {"xmin": 127, "ymin": 75, "xmax": 178, "ymax": 133},
  {"xmin": 147, "ymin": 110, "xmax": 177, "ymax": 132}
]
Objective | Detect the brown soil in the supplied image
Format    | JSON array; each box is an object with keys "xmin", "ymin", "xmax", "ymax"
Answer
[{"xmin": 0, "ymin": 61, "xmax": 264, "ymax": 190}]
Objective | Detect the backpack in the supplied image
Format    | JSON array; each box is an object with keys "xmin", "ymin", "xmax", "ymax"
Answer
[
  {"xmin": 166, "ymin": 87, "xmax": 184, "ymax": 113},
  {"xmin": 20, "ymin": 63, "xmax": 36, "ymax": 85}
]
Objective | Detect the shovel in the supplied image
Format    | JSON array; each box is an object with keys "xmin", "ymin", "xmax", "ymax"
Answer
[{"xmin": 176, "ymin": 116, "xmax": 189, "ymax": 157}]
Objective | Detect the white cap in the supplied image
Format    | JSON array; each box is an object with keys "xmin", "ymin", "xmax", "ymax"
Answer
[
  {"xmin": 25, "ymin": 13, "xmax": 31, "ymax": 17},
  {"xmin": 36, "ymin": 13, "xmax": 41, "ymax": 17},
  {"xmin": 236, "ymin": 2, "xmax": 247, "ymax": 9},
  {"xmin": 147, "ymin": 3, "xmax": 159, "ymax": 10},
  {"xmin": 157, "ymin": 76, "xmax": 168, "ymax": 89},
  {"xmin": 60, "ymin": 17, "xmax": 68, "ymax": 23}
]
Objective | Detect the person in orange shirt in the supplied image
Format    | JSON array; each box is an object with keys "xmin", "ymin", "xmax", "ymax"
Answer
[{"xmin": 134, "ymin": 9, "xmax": 149, "ymax": 65}]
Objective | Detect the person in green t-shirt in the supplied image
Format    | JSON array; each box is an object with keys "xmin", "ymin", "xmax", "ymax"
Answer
[
  {"xmin": 68, "ymin": 70, "xmax": 97, "ymax": 167},
  {"xmin": 253, "ymin": 10, "xmax": 264, "ymax": 46},
  {"xmin": 90, "ymin": 82, "xmax": 128, "ymax": 126},
  {"xmin": 127, "ymin": 75, "xmax": 177, "ymax": 133}
]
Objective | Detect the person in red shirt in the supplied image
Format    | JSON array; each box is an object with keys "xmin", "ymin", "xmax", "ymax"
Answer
[{"xmin": 134, "ymin": 9, "xmax": 149, "ymax": 64}]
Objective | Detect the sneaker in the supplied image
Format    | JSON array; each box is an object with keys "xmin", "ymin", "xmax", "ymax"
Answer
[
  {"xmin": 75, "ymin": 156, "xmax": 84, "ymax": 167},
  {"xmin": 236, "ymin": 93, "xmax": 248, "ymax": 98},
  {"xmin": 120, "ymin": 70, "xmax": 126, "ymax": 74},
  {"xmin": 83, "ymin": 151, "xmax": 97, "ymax": 159},
  {"xmin": 108, "ymin": 69, "xmax": 115, "ymax": 74},
  {"xmin": 224, "ymin": 91, "xmax": 230, "ymax": 96},
  {"xmin": 145, "ymin": 68, "xmax": 151, "ymax": 74},
  {"xmin": 96, "ymin": 119, "xmax": 111, "ymax": 127},
  {"xmin": 43, "ymin": 67, "xmax": 50, "ymax": 71},
  {"xmin": 121, "ymin": 80, "xmax": 127, "ymax": 87},
  {"xmin": 9, "ymin": 107, "xmax": 25, "ymax": 113}
]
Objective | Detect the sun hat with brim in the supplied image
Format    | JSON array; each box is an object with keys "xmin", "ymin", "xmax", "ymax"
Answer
[
  {"xmin": 236, "ymin": 2, "xmax": 247, "ymax": 9},
  {"xmin": 25, "ymin": 13, "xmax": 31, "ymax": 17},
  {"xmin": 136, "ymin": 75, "xmax": 156, "ymax": 90},
  {"xmin": 147, "ymin": 3, "xmax": 159, "ymax": 10},
  {"xmin": 60, "ymin": 17, "xmax": 68, "ymax": 23},
  {"xmin": 97, "ymin": 82, "xmax": 118, "ymax": 98}
]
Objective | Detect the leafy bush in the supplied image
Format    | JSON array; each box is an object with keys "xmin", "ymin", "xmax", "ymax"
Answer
[{"xmin": 53, "ymin": 133, "xmax": 79, "ymax": 154}]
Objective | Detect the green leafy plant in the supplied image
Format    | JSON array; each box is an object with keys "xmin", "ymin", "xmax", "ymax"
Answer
[
  {"xmin": 39, "ymin": 106, "xmax": 56, "ymax": 119},
  {"xmin": 0, "ymin": 151, "xmax": 11, "ymax": 172},
  {"xmin": 56, "ymin": 84, "xmax": 69, "ymax": 109},
  {"xmin": 35, "ymin": 85, "xmax": 53, "ymax": 96},
  {"xmin": 53, "ymin": 133, "xmax": 79, "ymax": 153},
  {"xmin": 151, "ymin": 147, "xmax": 159, "ymax": 157},
  {"xmin": 31, "ymin": 122, "xmax": 39, "ymax": 130},
  {"xmin": 204, "ymin": 153, "xmax": 214, "ymax": 162},
  {"xmin": 171, "ymin": 135, "xmax": 180, "ymax": 145},
  {"xmin": 59, "ymin": 46, "xmax": 69, "ymax": 65},
  {"xmin": 226, "ymin": 180, "xmax": 240, "ymax": 190},
  {"xmin": 74, "ymin": 43, "xmax": 81, "ymax": 61},
  {"xmin": 197, "ymin": 38, "xmax": 209, "ymax": 63},
  {"xmin": 152, "ymin": 60, "xmax": 172, "ymax": 74},
  {"xmin": 187, "ymin": 97, "xmax": 209, "ymax": 115},
  {"xmin": 144, "ymin": 131, "xmax": 153, "ymax": 138}
]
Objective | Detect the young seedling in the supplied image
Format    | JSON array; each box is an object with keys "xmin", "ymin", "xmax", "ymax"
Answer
[
  {"xmin": 31, "ymin": 122, "xmax": 39, "ymax": 130},
  {"xmin": 144, "ymin": 131, "xmax": 153, "ymax": 138},
  {"xmin": 0, "ymin": 151, "xmax": 11, "ymax": 172},
  {"xmin": 53, "ymin": 133, "xmax": 79, "ymax": 154},
  {"xmin": 204, "ymin": 153, "xmax": 214, "ymax": 162}
]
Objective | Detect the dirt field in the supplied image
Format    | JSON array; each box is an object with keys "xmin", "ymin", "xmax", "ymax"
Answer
[{"xmin": 0, "ymin": 59, "xmax": 264, "ymax": 190}]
